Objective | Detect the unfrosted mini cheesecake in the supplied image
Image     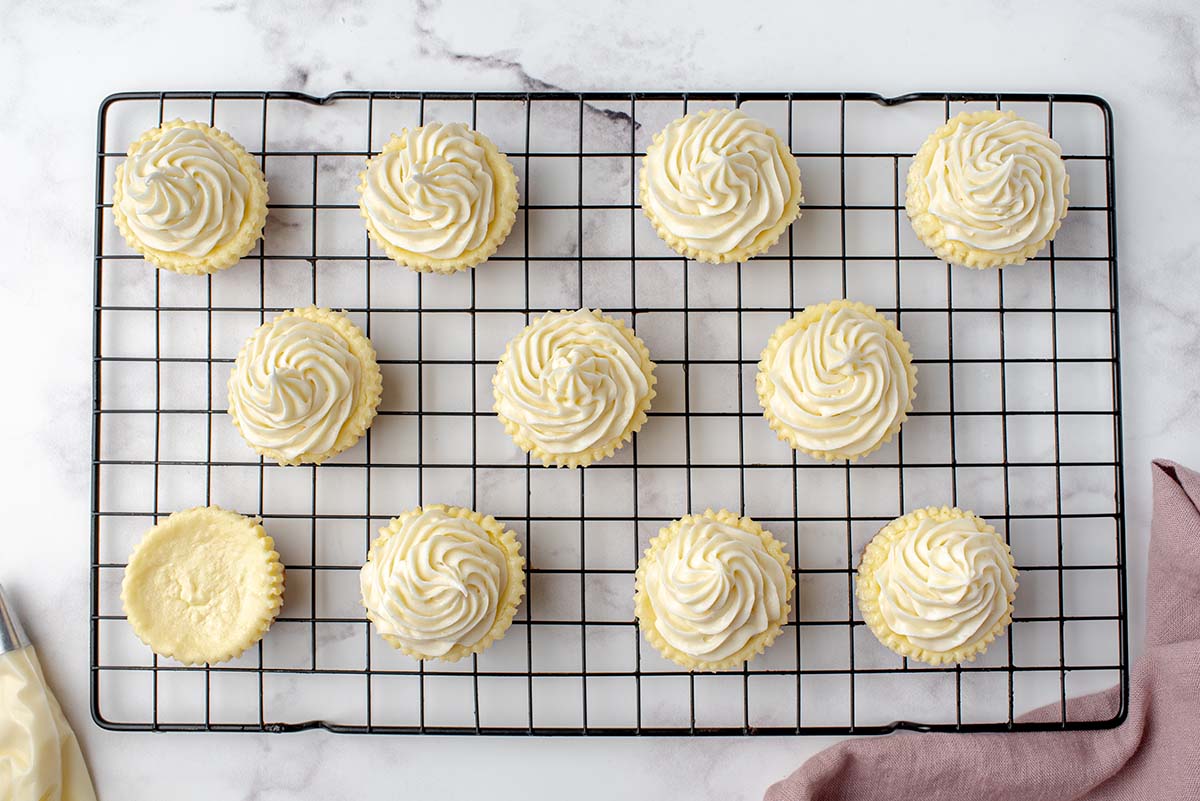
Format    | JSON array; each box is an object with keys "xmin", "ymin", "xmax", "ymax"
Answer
[{"xmin": 122, "ymin": 506, "xmax": 284, "ymax": 666}]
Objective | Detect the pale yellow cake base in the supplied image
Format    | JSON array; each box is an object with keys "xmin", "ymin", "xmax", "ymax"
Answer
[
  {"xmin": 363, "ymin": 505, "xmax": 525, "ymax": 662},
  {"xmin": 905, "ymin": 110, "xmax": 1070, "ymax": 269},
  {"xmin": 755, "ymin": 300, "xmax": 917, "ymax": 462},
  {"xmin": 227, "ymin": 306, "xmax": 383, "ymax": 466},
  {"xmin": 357, "ymin": 127, "xmax": 519, "ymax": 274},
  {"xmin": 856, "ymin": 506, "xmax": 1018, "ymax": 666},
  {"xmin": 639, "ymin": 109, "xmax": 804, "ymax": 264},
  {"xmin": 121, "ymin": 506, "xmax": 284, "ymax": 666},
  {"xmin": 634, "ymin": 509, "xmax": 795, "ymax": 672},
  {"xmin": 492, "ymin": 309, "xmax": 657, "ymax": 468},
  {"xmin": 112, "ymin": 119, "xmax": 268, "ymax": 275}
]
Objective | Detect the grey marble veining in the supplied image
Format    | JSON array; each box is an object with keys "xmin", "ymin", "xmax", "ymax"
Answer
[{"xmin": 3, "ymin": 0, "xmax": 1200, "ymax": 798}]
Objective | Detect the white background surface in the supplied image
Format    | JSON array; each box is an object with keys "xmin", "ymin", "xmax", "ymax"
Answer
[{"xmin": 3, "ymin": 0, "xmax": 1199, "ymax": 798}]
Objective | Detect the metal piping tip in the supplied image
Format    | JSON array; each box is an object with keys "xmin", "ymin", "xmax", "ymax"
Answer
[{"xmin": 0, "ymin": 584, "xmax": 30, "ymax": 654}]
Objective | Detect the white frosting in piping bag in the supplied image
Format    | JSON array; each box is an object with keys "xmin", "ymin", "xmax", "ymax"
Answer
[
  {"xmin": 118, "ymin": 125, "xmax": 251, "ymax": 256},
  {"xmin": 0, "ymin": 586, "xmax": 98, "ymax": 801},
  {"xmin": 923, "ymin": 113, "xmax": 1067, "ymax": 255}
]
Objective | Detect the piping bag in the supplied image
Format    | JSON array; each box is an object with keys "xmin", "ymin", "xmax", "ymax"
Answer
[{"xmin": 0, "ymin": 584, "xmax": 97, "ymax": 801}]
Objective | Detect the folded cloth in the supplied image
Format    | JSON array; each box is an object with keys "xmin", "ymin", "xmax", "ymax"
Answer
[{"xmin": 766, "ymin": 459, "xmax": 1200, "ymax": 801}]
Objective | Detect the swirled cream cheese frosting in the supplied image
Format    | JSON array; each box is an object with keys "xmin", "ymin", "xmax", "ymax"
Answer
[
  {"xmin": 358, "ymin": 122, "xmax": 519, "ymax": 273},
  {"xmin": 635, "ymin": 510, "xmax": 794, "ymax": 671},
  {"xmin": 492, "ymin": 309, "xmax": 656, "ymax": 467},
  {"xmin": 227, "ymin": 307, "xmax": 382, "ymax": 466},
  {"xmin": 360, "ymin": 506, "xmax": 525, "ymax": 661},
  {"xmin": 906, "ymin": 110, "xmax": 1069, "ymax": 269},
  {"xmin": 856, "ymin": 507, "xmax": 1018, "ymax": 665},
  {"xmin": 756, "ymin": 300, "xmax": 916, "ymax": 461},
  {"xmin": 113, "ymin": 120, "xmax": 268, "ymax": 275},
  {"xmin": 639, "ymin": 108, "xmax": 803, "ymax": 263}
]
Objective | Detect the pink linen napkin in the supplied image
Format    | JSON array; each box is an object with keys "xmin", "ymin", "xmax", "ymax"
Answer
[{"xmin": 766, "ymin": 459, "xmax": 1200, "ymax": 801}]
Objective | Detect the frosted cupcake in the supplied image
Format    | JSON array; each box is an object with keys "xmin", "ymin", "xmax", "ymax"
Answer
[
  {"xmin": 856, "ymin": 507, "xmax": 1018, "ymax": 665},
  {"xmin": 635, "ymin": 509, "xmax": 794, "ymax": 671},
  {"xmin": 227, "ymin": 307, "xmax": 382, "ymax": 466},
  {"xmin": 906, "ymin": 110, "xmax": 1069, "ymax": 269},
  {"xmin": 493, "ymin": 309, "xmax": 656, "ymax": 468},
  {"xmin": 113, "ymin": 119, "xmax": 268, "ymax": 274},
  {"xmin": 640, "ymin": 108, "xmax": 803, "ymax": 263},
  {"xmin": 358, "ymin": 122, "xmax": 519, "ymax": 274},
  {"xmin": 122, "ymin": 507, "xmax": 284, "ymax": 666},
  {"xmin": 756, "ymin": 300, "xmax": 916, "ymax": 462},
  {"xmin": 360, "ymin": 505, "xmax": 525, "ymax": 662}
]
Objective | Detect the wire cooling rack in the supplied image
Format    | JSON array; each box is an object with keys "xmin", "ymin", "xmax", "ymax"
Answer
[{"xmin": 91, "ymin": 91, "xmax": 1126, "ymax": 735}]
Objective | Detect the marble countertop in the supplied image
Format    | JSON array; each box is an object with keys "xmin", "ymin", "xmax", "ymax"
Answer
[{"xmin": 4, "ymin": 0, "xmax": 1199, "ymax": 798}]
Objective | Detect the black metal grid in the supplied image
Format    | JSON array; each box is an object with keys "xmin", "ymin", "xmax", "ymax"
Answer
[{"xmin": 91, "ymin": 91, "xmax": 1127, "ymax": 735}]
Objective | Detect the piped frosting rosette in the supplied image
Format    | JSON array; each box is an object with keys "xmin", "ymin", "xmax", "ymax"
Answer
[
  {"xmin": 358, "ymin": 122, "xmax": 518, "ymax": 273},
  {"xmin": 635, "ymin": 509, "xmax": 794, "ymax": 671},
  {"xmin": 112, "ymin": 119, "xmax": 268, "ymax": 274},
  {"xmin": 360, "ymin": 505, "xmax": 525, "ymax": 662},
  {"xmin": 639, "ymin": 108, "xmax": 803, "ymax": 263},
  {"xmin": 227, "ymin": 307, "xmax": 382, "ymax": 466},
  {"xmin": 856, "ymin": 506, "xmax": 1018, "ymax": 665},
  {"xmin": 756, "ymin": 300, "xmax": 917, "ymax": 462},
  {"xmin": 906, "ymin": 110, "xmax": 1069, "ymax": 269},
  {"xmin": 492, "ymin": 309, "xmax": 656, "ymax": 468}
]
